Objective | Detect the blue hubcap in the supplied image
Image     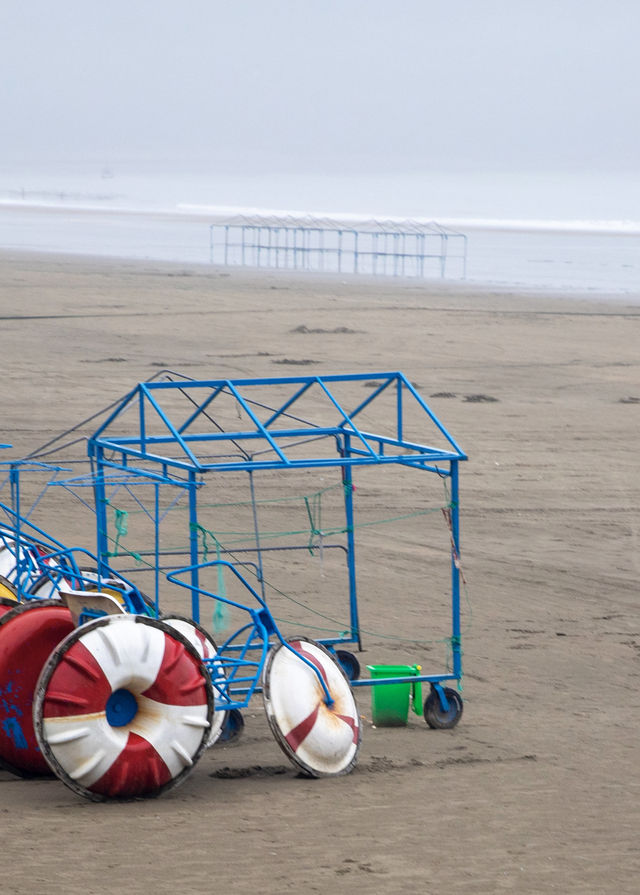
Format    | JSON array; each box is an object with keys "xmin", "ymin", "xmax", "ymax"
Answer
[{"xmin": 105, "ymin": 688, "xmax": 138, "ymax": 727}]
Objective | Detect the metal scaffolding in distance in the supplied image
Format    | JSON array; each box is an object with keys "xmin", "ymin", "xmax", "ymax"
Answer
[{"xmin": 209, "ymin": 214, "xmax": 467, "ymax": 279}]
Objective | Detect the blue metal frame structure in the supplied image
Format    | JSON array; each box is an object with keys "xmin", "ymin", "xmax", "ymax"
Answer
[
  {"xmin": 87, "ymin": 371, "xmax": 467, "ymax": 695},
  {"xmin": 167, "ymin": 560, "xmax": 335, "ymax": 712},
  {"xmin": 0, "ymin": 499, "xmax": 153, "ymax": 614}
]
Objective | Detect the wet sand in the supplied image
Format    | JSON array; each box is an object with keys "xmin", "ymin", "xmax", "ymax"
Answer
[{"xmin": 1, "ymin": 251, "xmax": 639, "ymax": 893}]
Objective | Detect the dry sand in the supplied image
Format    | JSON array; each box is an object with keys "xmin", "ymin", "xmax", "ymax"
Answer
[{"xmin": 1, "ymin": 251, "xmax": 639, "ymax": 894}]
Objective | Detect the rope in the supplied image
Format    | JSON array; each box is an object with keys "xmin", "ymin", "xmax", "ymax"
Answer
[
  {"xmin": 441, "ymin": 504, "xmax": 467, "ymax": 585},
  {"xmin": 103, "ymin": 505, "xmax": 143, "ymax": 564},
  {"xmin": 104, "ymin": 479, "xmax": 469, "ymax": 654},
  {"xmin": 446, "ymin": 635, "xmax": 464, "ymax": 692}
]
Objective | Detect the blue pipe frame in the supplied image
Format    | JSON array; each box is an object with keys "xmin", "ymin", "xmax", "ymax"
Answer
[{"xmin": 87, "ymin": 372, "xmax": 467, "ymax": 694}]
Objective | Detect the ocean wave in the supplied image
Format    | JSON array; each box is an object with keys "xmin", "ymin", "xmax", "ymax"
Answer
[{"xmin": 1, "ymin": 193, "xmax": 639, "ymax": 237}]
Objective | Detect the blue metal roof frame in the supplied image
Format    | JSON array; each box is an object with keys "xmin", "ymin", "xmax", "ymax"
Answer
[{"xmin": 88, "ymin": 372, "xmax": 467, "ymax": 475}]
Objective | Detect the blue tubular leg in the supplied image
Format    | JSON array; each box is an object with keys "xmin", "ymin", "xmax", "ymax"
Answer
[
  {"xmin": 432, "ymin": 681, "xmax": 451, "ymax": 712},
  {"xmin": 188, "ymin": 470, "xmax": 200, "ymax": 623},
  {"xmin": 450, "ymin": 460, "xmax": 462, "ymax": 683},
  {"xmin": 341, "ymin": 435, "xmax": 361, "ymax": 650},
  {"xmin": 93, "ymin": 447, "xmax": 110, "ymax": 579}
]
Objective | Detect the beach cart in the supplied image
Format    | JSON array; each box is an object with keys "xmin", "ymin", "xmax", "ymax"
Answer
[
  {"xmin": 0, "ymin": 371, "xmax": 467, "ymax": 800},
  {"xmin": 87, "ymin": 372, "xmax": 468, "ymax": 727}
]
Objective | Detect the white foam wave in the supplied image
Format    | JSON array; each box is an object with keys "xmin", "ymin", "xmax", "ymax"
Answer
[
  {"xmin": 177, "ymin": 203, "xmax": 640, "ymax": 236},
  {"xmin": 1, "ymin": 192, "xmax": 639, "ymax": 237}
]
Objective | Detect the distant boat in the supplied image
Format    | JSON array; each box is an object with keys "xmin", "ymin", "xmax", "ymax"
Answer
[{"xmin": 101, "ymin": 167, "xmax": 114, "ymax": 180}]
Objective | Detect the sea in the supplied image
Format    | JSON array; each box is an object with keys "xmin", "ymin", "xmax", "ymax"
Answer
[{"xmin": 0, "ymin": 160, "xmax": 639, "ymax": 296}]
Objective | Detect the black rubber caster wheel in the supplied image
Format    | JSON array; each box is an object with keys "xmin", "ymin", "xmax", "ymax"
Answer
[
  {"xmin": 218, "ymin": 708, "xmax": 244, "ymax": 743},
  {"xmin": 335, "ymin": 649, "xmax": 361, "ymax": 681},
  {"xmin": 423, "ymin": 687, "xmax": 463, "ymax": 729}
]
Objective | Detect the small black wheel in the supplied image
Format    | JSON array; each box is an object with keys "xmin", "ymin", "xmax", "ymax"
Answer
[
  {"xmin": 423, "ymin": 687, "xmax": 463, "ymax": 729},
  {"xmin": 218, "ymin": 708, "xmax": 244, "ymax": 743},
  {"xmin": 335, "ymin": 649, "xmax": 361, "ymax": 681}
]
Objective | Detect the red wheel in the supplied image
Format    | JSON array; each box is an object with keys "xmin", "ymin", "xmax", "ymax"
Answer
[
  {"xmin": 0, "ymin": 601, "xmax": 75, "ymax": 776},
  {"xmin": 162, "ymin": 615, "xmax": 228, "ymax": 747},
  {"xmin": 34, "ymin": 614, "xmax": 214, "ymax": 800},
  {"xmin": 0, "ymin": 599, "xmax": 17, "ymax": 619},
  {"xmin": 263, "ymin": 637, "xmax": 361, "ymax": 777}
]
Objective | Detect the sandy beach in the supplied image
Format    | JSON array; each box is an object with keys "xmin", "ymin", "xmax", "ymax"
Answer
[{"xmin": 1, "ymin": 250, "xmax": 639, "ymax": 894}]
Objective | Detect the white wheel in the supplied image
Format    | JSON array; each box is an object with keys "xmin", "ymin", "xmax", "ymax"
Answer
[
  {"xmin": 34, "ymin": 614, "xmax": 213, "ymax": 800},
  {"xmin": 0, "ymin": 538, "xmax": 37, "ymax": 585},
  {"xmin": 263, "ymin": 637, "xmax": 361, "ymax": 777},
  {"xmin": 28, "ymin": 566, "xmax": 154, "ymax": 615},
  {"xmin": 163, "ymin": 614, "xmax": 228, "ymax": 747}
]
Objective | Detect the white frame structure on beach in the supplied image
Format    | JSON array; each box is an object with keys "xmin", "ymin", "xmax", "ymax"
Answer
[{"xmin": 209, "ymin": 214, "xmax": 467, "ymax": 279}]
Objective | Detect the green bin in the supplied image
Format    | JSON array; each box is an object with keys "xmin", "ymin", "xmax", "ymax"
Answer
[{"xmin": 366, "ymin": 664, "xmax": 423, "ymax": 726}]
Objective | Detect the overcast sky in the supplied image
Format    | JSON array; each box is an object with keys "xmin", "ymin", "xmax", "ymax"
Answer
[{"xmin": 2, "ymin": 1, "xmax": 638, "ymax": 173}]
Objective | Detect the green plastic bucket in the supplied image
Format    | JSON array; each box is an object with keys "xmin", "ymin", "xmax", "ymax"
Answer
[{"xmin": 366, "ymin": 664, "xmax": 422, "ymax": 726}]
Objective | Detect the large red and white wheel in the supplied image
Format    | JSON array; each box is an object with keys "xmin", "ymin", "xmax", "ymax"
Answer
[
  {"xmin": 0, "ymin": 600, "xmax": 75, "ymax": 776},
  {"xmin": 263, "ymin": 637, "xmax": 361, "ymax": 777},
  {"xmin": 34, "ymin": 614, "xmax": 213, "ymax": 801},
  {"xmin": 162, "ymin": 614, "xmax": 228, "ymax": 747}
]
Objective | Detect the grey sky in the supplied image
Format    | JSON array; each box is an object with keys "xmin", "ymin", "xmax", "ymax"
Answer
[{"xmin": 2, "ymin": 0, "xmax": 638, "ymax": 172}]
